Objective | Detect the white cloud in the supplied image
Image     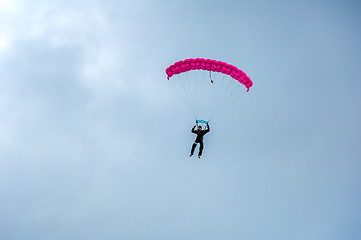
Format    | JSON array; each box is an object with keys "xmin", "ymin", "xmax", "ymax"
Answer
[
  {"xmin": 0, "ymin": 0, "xmax": 133, "ymax": 96},
  {"xmin": 0, "ymin": 38, "xmax": 10, "ymax": 54},
  {"xmin": 0, "ymin": 0, "xmax": 170, "ymax": 103},
  {"xmin": 0, "ymin": 0, "xmax": 21, "ymax": 58}
]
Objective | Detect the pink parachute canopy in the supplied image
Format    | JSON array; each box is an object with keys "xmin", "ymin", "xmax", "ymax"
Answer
[{"xmin": 166, "ymin": 58, "xmax": 253, "ymax": 91}]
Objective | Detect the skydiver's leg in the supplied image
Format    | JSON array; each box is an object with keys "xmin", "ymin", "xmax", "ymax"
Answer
[
  {"xmin": 190, "ymin": 142, "xmax": 197, "ymax": 156},
  {"xmin": 198, "ymin": 141, "xmax": 204, "ymax": 157}
]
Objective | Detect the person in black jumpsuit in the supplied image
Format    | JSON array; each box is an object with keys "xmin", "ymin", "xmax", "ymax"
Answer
[{"xmin": 190, "ymin": 123, "xmax": 210, "ymax": 158}]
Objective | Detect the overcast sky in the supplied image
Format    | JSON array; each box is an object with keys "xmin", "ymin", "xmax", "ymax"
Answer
[{"xmin": 0, "ymin": 0, "xmax": 360, "ymax": 240}]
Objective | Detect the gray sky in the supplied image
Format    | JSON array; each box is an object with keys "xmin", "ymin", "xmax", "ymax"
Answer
[{"xmin": 0, "ymin": 0, "xmax": 360, "ymax": 239}]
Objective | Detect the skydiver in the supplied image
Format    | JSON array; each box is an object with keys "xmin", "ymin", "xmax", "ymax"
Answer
[{"xmin": 190, "ymin": 122, "xmax": 210, "ymax": 158}]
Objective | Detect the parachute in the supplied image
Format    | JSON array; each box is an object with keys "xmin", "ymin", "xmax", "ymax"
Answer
[
  {"xmin": 166, "ymin": 58, "xmax": 253, "ymax": 122},
  {"xmin": 166, "ymin": 58, "xmax": 253, "ymax": 91}
]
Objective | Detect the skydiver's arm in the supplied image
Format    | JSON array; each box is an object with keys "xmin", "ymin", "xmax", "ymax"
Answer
[
  {"xmin": 205, "ymin": 123, "xmax": 210, "ymax": 132},
  {"xmin": 191, "ymin": 125, "xmax": 197, "ymax": 133}
]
